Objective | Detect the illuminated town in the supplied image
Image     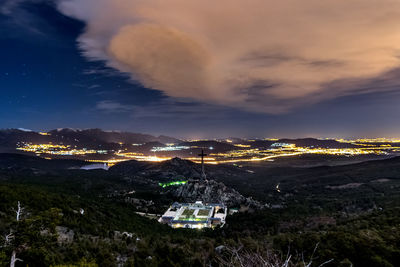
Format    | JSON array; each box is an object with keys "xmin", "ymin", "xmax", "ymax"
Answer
[
  {"xmin": 14, "ymin": 137, "xmax": 400, "ymax": 166},
  {"xmin": 16, "ymin": 143, "xmax": 107, "ymax": 156}
]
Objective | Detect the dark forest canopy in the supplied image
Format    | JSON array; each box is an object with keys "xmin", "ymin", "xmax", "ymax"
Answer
[{"xmin": 0, "ymin": 153, "xmax": 400, "ymax": 266}]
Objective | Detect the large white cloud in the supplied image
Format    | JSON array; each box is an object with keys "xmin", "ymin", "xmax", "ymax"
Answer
[{"xmin": 58, "ymin": 0, "xmax": 400, "ymax": 113}]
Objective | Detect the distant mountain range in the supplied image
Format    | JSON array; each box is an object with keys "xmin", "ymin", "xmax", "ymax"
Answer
[
  {"xmin": 0, "ymin": 128, "xmax": 360, "ymax": 151},
  {"xmin": 0, "ymin": 128, "xmax": 181, "ymax": 152}
]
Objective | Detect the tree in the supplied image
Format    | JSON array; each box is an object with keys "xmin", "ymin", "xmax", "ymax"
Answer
[{"xmin": 2, "ymin": 201, "xmax": 25, "ymax": 267}]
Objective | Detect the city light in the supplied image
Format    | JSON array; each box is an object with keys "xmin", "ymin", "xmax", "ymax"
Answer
[
  {"xmin": 150, "ymin": 145, "xmax": 190, "ymax": 152},
  {"xmin": 15, "ymin": 137, "xmax": 400, "ymax": 165},
  {"xmin": 16, "ymin": 143, "xmax": 104, "ymax": 156}
]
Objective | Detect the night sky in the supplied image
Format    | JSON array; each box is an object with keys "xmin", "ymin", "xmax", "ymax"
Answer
[{"xmin": 1, "ymin": 0, "xmax": 400, "ymax": 139}]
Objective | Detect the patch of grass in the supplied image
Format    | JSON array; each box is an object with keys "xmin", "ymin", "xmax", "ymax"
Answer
[
  {"xmin": 181, "ymin": 208, "xmax": 195, "ymax": 216},
  {"xmin": 198, "ymin": 209, "xmax": 211, "ymax": 216}
]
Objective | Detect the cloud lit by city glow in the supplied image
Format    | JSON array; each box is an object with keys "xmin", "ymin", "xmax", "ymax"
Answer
[{"xmin": 58, "ymin": 0, "xmax": 400, "ymax": 113}]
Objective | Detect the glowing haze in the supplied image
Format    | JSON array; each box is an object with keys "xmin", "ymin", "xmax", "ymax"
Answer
[{"xmin": 58, "ymin": 0, "xmax": 400, "ymax": 113}]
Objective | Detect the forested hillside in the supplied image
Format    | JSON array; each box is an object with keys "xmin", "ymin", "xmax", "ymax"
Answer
[{"xmin": 1, "ymin": 154, "xmax": 400, "ymax": 266}]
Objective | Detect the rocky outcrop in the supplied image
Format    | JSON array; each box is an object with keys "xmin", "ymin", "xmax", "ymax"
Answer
[
  {"xmin": 56, "ymin": 226, "xmax": 74, "ymax": 244},
  {"xmin": 111, "ymin": 157, "xmax": 262, "ymax": 208},
  {"xmin": 168, "ymin": 179, "xmax": 261, "ymax": 208}
]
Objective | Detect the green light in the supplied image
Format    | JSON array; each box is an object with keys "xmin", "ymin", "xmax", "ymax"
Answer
[{"xmin": 159, "ymin": 180, "xmax": 188, "ymax": 188}]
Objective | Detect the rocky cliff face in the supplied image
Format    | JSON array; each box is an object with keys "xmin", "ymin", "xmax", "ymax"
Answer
[
  {"xmin": 111, "ymin": 157, "xmax": 262, "ymax": 208},
  {"xmin": 168, "ymin": 179, "xmax": 261, "ymax": 208}
]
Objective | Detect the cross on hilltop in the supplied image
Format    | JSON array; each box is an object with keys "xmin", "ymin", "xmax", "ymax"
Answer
[{"xmin": 198, "ymin": 149, "xmax": 207, "ymax": 180}]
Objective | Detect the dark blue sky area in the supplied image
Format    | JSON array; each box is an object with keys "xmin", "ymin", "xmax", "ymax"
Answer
[{"xmin": 1, "ymin": 1, "xmax": 400, "ymax": 139}]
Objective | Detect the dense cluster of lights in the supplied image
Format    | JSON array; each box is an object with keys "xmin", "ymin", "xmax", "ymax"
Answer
[
  {"xmin": 15, "ymin": 137, "xmax": 400, "ymax": 165},
  {"xmin": 271, "ymin": 143, "xmax": 294, "ymax": 148},
  {"xmin": 234, "ymin": 144, "xmax": 251, "ymax": 148},
  {"xmin": 115, "ymin": 151, "xmax": 171, "ymax": 162},
  {"xmin": 16, "ymin": 143, "xmax": 107, "ymax": 156},
  {"xmin": 336, "ymin": 138, "xmax": 400, "ymax": 144},
  {"xmin": 207, "ymin": 145, "xmax": 391, "ymax": 164},
  {"xmin": 150, "ymin": 145, "xmax": 190, "ymax": 152}
]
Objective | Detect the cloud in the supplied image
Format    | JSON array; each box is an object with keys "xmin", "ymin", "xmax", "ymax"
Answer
[
  {"xmin": 58, "ymin": 0, "xmax": 400, "ymax": 113},
  {"xmin": 83, "ymin": 66, "xmax": 126, "ymax": 77},
  {"xmin": 0, "ymin": 0, "xmax": 54, "ymax": 37},
  {"xmin": 96, "ymin": 100, "xmax": 134, "ymax": 113},
  {"xmin": 0, "ymin": 0, "xmax": 30, "ymax": 15},
  {"xmin": 96, "ymin": 99, "xmax": 230, "ymax": 119},
  {"xmin": 129, "ymin": 99, "xmax": 231, "ymax": 119}
]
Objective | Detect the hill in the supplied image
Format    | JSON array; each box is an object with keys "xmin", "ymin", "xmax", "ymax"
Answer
[
  {"xmin": 0, "ymin": 128, "xmax": 181, "ymax": 152},
  {"xmin": 0, "ymin": 153, "xmax": 400, "ymax": 266},
  {"xmin": 0, "ymin": 153, "xmax": 86, "ymax": 171}
]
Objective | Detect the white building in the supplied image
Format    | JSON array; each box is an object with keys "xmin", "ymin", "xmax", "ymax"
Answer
[
  {"xmin": 159, "ymin": 201, "xmax": 227, "ymax": 229},
  {"xmin": 80, "ymin": 163, "xmax": 109, "ymax": 170}
]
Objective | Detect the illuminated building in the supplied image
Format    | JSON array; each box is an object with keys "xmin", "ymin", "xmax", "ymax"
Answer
[
  {"xmin": 159, "ymin": 201, "xmax": 227, "ymax": 229},
  {"xmin": 80, "ymin": 163, "xmax": 109, "ymax": 170}
]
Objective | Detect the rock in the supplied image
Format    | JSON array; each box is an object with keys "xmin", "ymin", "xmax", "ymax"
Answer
[
  {"xmin": 215, "ymin": 245, "xmax": 226, "ymax": 253},
  {"xmin": 56, "ymin": 226, "xmax": 74, "ymax": 243},
  {"xmin": 110, "ymin": 157, "xmax": 262, "ymax": 208},
  {"xmin": 168, "ymin": 179, "xmax": 262, "ymax": 208}
]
